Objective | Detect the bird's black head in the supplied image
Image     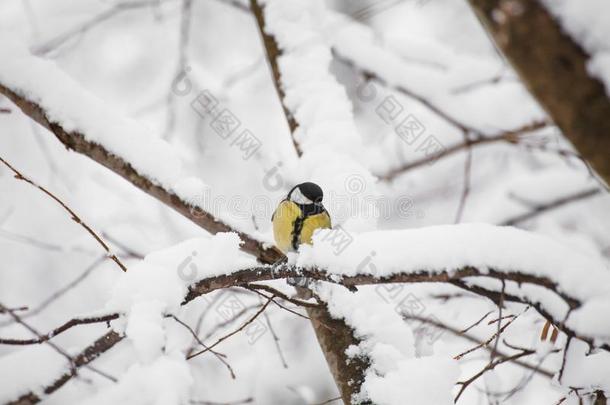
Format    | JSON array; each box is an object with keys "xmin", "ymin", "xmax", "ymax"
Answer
[{"xmin": 288, "ymin": 182, "xmax": 324, "ymax": 205}]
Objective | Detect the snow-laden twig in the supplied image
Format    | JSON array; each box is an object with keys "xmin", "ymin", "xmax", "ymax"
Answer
[
  {"xmin": 6, "ymin": 330, "xmax": 123, "ymax": 405},
  {"xmin": 181, "ymin": 259, "xmax": 608, "ymax": 353},
  {"xmin": 0, "ymin": 76, "xmax": 283, "ymax": 265},
  {"xmin": 250, "ymin": 0, "xmax": 302, "ymax": 156}
]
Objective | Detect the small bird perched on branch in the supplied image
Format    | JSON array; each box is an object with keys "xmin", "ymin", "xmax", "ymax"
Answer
[{"xmin": 272, "ymin": 182, "xmax": 331, "ymax": 253}]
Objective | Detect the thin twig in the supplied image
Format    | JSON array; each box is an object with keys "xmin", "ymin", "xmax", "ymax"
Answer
[
  {"xmin": 454, "ymin": 144, "xmax": 472, "ymax": 223},
  {"xmin": 0, "ymin": 255, "xmax": 107, "ymax": 327},
  {"xmin": 0, "ymin": 303, "xmax": 117, "ymax": 385},
  {"xmin": 7, "ymin": 330, "xmax": 123, "ymax": 405},
  {"xmin": 404, "ymin": 314, "xmax": 554, "ymax": 378},
  {"xmin": 454, "ymin": 306, "xmax": 524, "ymax": 361},
  {"xmin": 312, "ymin": 396, "xmax": 343, "ymax": 405},
  {"xmin": 260, "ymin": 297, "xmax": 289, "ymax": 368},
  {"xmin": 163, "ymin": 0, "xmax": 193, "ymax": 140},
  {"xmin": 169, "ymin": 314, "xmax": 236, "ymax": 379},
  {"xmin": 187, "ymin": 296, "xmax": 275, "ymax": 360},
  {"xmin": 246, "ymin": 283, "xmax": 319, "ymax": 308},
  {"xmin": 460, "ymin": 310, "xmax": 494, "ymax": 334},
  {"xmin": 244, "ymin": 286, "xmax": 312, "ymax": 321},
  {"xmin": 0, "ymin": 156, "xmax": 127, "ymax": 272},
  {"xmin": 378, "ymin": 120, "xmax": 548, "ymax": 180},
  {"xmin": 32, "ymin": 0, "xmax": 165, "ymax": 55},
  {"xmin": 190, "ymin": 397, "xmax": 253, "ymax": 405},
  {"xmin": 0, "ymin": 313, "xmax": 119, "ymax": 345},
  {"xmin": 500, "ymin": 188, "xmax": 602, "ymax": 226}
]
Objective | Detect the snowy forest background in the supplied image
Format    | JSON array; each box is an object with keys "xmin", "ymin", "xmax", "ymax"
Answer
[{"xmin": 0, "ymin": 0, "xmax": 609, "ymax": 404}]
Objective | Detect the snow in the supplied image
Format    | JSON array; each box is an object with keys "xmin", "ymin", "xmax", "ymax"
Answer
[
  {"xmin": 317, "ymin": 284, "xmax": 458, "ymax": 404},
  {"xmin": 0, "ymin": 344, "xmax": 67, "ymax": 403},
  {"xmin": 0, "ymin": 36, "xmax": 183, "ymax": 190},
  {"xmin": 1, "ymin": 0, "xmax": 610, "ymax": 403},
  {"xmin": 363, "ymin": 356, "xmax": 459, "ymax": 405},
  {"xmin": 262, "ymin": 0, "xmax": 380, "ymax": 232},
  {"xmin": 299, "ymin": 223, "xmax": 610, "ymax": 338},
  {"xmin": 101, "ymin": 233, "xmax": 257, "ymax": 400},
  {"xmin": 560, "ymin": 339, "xmax": 610, "ymax": 391},
  {"xmin": 82, "ymin": 352, "xmax": 193, "ymax": 405}
]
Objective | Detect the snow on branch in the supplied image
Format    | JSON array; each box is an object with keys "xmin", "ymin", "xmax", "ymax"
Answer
[
  {"xmin": 466, "ymin": 0, "xmax": 610, "ymax": 185},
  {"xmin": 250, "ymin": 0, "xmax": 302, "ymax": 156},
  {"xmin": 179, "ymin": 224, "xmax": 610, "ymax": 347},
  {"xmin": 5, "ymin": 331, "xmax": 123, "ymax": 405},
  {"xmin": 0, "ymin": 38, "xmax": 282, "ymax": 265}
]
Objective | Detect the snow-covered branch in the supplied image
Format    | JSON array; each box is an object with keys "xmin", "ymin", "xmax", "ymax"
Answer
[
  {"xmin": 0, "ymin": 43, "xmax": 282, "ymax": 265},
  {"xmin": 7, "ymin": 331, "xmax": 123, "ymax": 405},
  {"xmin": 467, "ymin": 0, "xmax": 610, "ymax": 185},
  {"xmin": 249, "ymin": 0, "xmax": 302, "ymax": 156}
]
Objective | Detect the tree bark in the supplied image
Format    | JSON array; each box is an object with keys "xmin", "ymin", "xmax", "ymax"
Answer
[{"xmin": 467, "ymin": 0, "xmax": 610, "ymax": 185}]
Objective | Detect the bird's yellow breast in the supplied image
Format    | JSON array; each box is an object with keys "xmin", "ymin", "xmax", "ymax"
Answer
[{"xmin": 272, "ymin": 200, "xmax": 331, "ymax": 252}]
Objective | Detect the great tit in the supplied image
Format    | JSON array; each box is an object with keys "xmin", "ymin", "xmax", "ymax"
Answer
[{"xmin": 272, "ymin": 182, "xmax": 332, "ymax": 252}]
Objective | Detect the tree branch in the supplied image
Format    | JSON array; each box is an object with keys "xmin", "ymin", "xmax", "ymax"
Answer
[
  {"xmin": 0, "ymin": 83, "xmax": 283, "ymax": 265},
  {"xmin": 0, "ymin": 313, "xmax": 119, "ymax": 345},
  {"xmin": 466, "ymin": 0, "xmax": 610, "ymax": 185},
  {"xmin": 500, "ymin": 187, "xmax": 602, "ymax": 226},
  {"xmin": 249, "ymin": 0, "xmax": 302, "ymax": 157},
  {"xmin": 378, "ymin": 120, "xmax": 548, "ymax": 180},
  {"xmin": 8, "ymin": 331, "xmax": 124, "ymax": 405}
]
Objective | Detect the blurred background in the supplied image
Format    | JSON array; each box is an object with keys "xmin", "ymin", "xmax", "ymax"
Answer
[{"xmin": 0, "ymin": 0, "xmax": 608, "ymax": 403}]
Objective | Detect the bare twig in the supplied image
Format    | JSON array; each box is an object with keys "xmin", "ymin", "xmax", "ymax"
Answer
[
  {"xmin": 333, "ymin": 49, "xmax": 479, "ymax": 135},
  {"xmin": 460, "ymin": 310, "xmax": 494, "ymax": 334},
  {"xmin": 187, "ymin": 295, "xmax": 275, "ymax": 359},
  {"xmin": 454, "ymin": 145, "xmax": 472, "ymax": 223},
  {"xmin": 558, "ymin": 337, "xmax": 572, "ymax": 384},
  {"xmin": 0, "ymin": 255, "xmax": 107, "ymax": 327},
  {"xmin": 378, "ymin": 120, "xmax": 548, "ymax": 180},
  {"xmin": 0, "ymin": 156, "xmax": 127, "ymax": 272},
  {"xmin": 404, "ymin": 314, "xmax": 553, "ymax": 378},
  {"xmin": 32, "ymin": 0, "xmax": 165, "ymax": 55},
  {"xmin": 455, "ymin": 349, "xmax": 543, "ymax": 402},
  {"xmin": 0, "ymin": 312, "xmax": 119, "ymax": 345},
  {"xmin": 0, "ymin": 228, "xmax": 98, "ymax": 255},
  {"xmin": 190, "ymin": 397, "xmax": 253, "ymax": 405},
  {"xmin": 163, "ymin": 0, "xmax": 194, "ymax": 140},
  {"xmin": 260, "ymin": 298, "xmax": 289, "ymax": 368},
  {"xmin": 169, "ymin": 314, "xmax": 236, "ymax": 379},
  {"xmin": 244, "ymin": 287, "xmax": 312, "ymax": 321},
  {"xmin": 500, "ymin": 188, "xmax": 602, "ymax": 226},
  {"xmin": 8, "ymin": 330, "xmax": 124, "ymax": 405},
  {"xmin": 0, "ymin": 83, "xmax": 284, "ymax": 264},
  {"xmin": 454, "ymin": 306, "xmax": 524, "ymax": 361},
  {"xmin": 245, "ymin": 283, "xmax": 319, "ymax": 308},
  {"xmin": 312, "ymin": 396, "xmax": 343, "ymax": 405},
  {"xmin": 490, "ymin": 280, "xmax": 506, "ymax": 363}
]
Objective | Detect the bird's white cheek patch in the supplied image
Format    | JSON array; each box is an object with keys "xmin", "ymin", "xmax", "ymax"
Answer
[{"xmin": 290, "ymin": 188, "xmax": 314, "ymax": 205}]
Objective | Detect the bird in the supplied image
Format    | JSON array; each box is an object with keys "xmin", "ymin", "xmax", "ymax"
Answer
[{"xmin": 271, "ymin": 182, "xmax": 332, "ymax": 253}]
